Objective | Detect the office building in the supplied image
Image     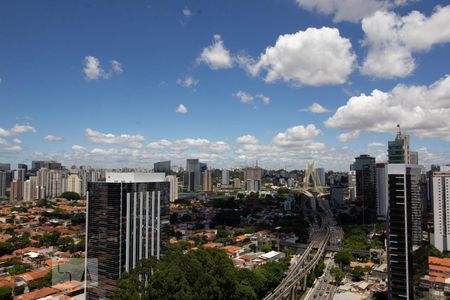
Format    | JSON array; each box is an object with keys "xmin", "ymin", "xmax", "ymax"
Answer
[
  {"xmin": 387, "ymin": 164, "xmax": 422, "ymax": 299},
  {"xmin": 316, "ymin": 168, "xmax": 325, "ymax": 186},
  {"xmin": 410, "ymin": 151, "xmax": 419, "ymax": 165},
  {"xmin": 388, "ymin": 128, "xmax": 410, "ymax": 164},
  {"xmin": 185, "ymin": 159, "xmax": 200, "ymax": 192},
  {"xmin": 376, "ymin": 163, "xmax": 389, "ymax": 221},
  {"xmin": 0, "ymin": 163, "xmax": 11, "ymax": 172},
  {"xmin": 67, "ymin": 174, "xmax": 82, "ymax": 195},
  {"xmin": 348, "ymin": 170, "xmax": 356, "ymax": 202},
  {"xmin": 202, "ymin": 169, "xmax": 213, "ymax": 192},
  {"xmin": 86, "ymin": 173, "xmax": 170, "ymax": 299},
  {"xmin": 244, "ymin": 167, "xmax": 262, "ymax": 192},
  {"xmin": 353, "ymin": 155, "xmax": 377, "ymax": 224},
  {"xmin": 18, "ymin": 163, "xmax": 28, "ymax": 174},
  {"xmin": 154, "ymin": 161, "xmax": 171, "ymax": 175},
  {"xmin": 0, "ymin": 172, "xmax": 6, "ymax": 198},
  {"xmin": 165, "ymin": 175, "xmax": 178, "ymax": 202},
  {"xmin": 222, "ymin": 169, "xmax": 230, "ymax": 187},
  {"xmin": 432, "ymin": 171, "xmax": 450, "ymax": 252}
]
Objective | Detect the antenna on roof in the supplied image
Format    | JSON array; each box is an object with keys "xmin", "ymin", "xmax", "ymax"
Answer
[{"xmin": 397, "ymin": 124, "xmax": 401, "ymax": 135}]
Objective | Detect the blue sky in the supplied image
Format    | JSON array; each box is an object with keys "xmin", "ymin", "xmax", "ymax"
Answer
[{"xmin": 1, "ymin": 0, "xmax": 450, "ymax": 170}]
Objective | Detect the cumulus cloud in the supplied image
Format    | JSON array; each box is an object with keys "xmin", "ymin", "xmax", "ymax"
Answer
[
  {"xmin": 176, "ymin": 76, "xmax": 199, "ymax": 88},
  {"xmin": 182, "ymin": 7, "xmax": 192, "ymax": 17},
  {"xmin": 336, "ymin": 130, "xmax": 360, "ymax": 142},
  {"xmin": 83, "ymin": 56, "xmax": 123, "ymax": 80},
  {"xmin": 85, "ymin": 128, "xmax": 145, "ymax": 148},
  {"xmin": 0, "ymin": 124, "xmax": 36, "ymax": 137},
  {"xmin": 176, "ymin": 104, "xmax": 188, "ymax": 114},
  {"xmin": 295, "ymin": 0, "xmax": 395, "ymax": 23},
  {"xmin": 148, "ymin": 138, "xmax": 230, "ymax": 154},
  {"xmin": 255, "ymin": 94, "xmax": 270, "ymax": 105},
  {"xmin": 197, "ymin": 34, "xmax": 233, "ymax": 70},
  {"xmin": 233, "ymin": 91, "xmax": 254, "ymax": 103},
  {"xmin": 72, "ymin": 145, "xmax": 87, "ymax": 151},
  {"xmin": 242, "ymin": 27, "xmax": 355, "ymax": 86},
  {"xmin": 301, "ymin": 102, "xmax": 330, "ymax": 113},
  {"xmin": 236, "ymin": 135, "xmax": 259, "ymax": 145},
  {"xmin": 361, "ymin": 6, "xmax": 450, "ymax": 78},
  {"xmin": 272, "ymin": 124, "xmax": 324, "ymax": 149},
  {"xmin": 44, "ymin": 135, "xmax": 63, "ymax": 142},
  {"xmin": 325, "ymin": 74, "xmax": 450, "ymax": 141},
  {"xmin": 368, "ymin": 142, "xmax": 385, "ymax": 147}
]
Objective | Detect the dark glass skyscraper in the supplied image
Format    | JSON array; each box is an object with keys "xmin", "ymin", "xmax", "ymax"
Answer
[
  {"xmin": 153, "ymin": 160, "xmax": 171, "ymax": 175},
  {"xmin": 85, "ymin": 173, "xmax": 170, "ymax": 299},
  {"xmin": 387, "ymin": 164, "xmax": 422, "ymax": 300},
  {"xmin": 353, "ymin": 155, "xmax": 377, "ymax": 224}
]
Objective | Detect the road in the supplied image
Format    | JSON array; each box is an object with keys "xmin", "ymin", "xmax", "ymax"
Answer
[{"xmin": 305, "ymin": 254, "xmax": 338, "ymax": 300}]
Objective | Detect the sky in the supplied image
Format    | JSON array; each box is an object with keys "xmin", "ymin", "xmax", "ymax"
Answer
[{"xmin": 1, "ymin": 0, "xmax": 450, "ymax": 171}]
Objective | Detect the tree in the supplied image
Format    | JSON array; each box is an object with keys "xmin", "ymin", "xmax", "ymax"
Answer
[
  {"xmin": 0, "ymin": 287, "xmax": 11, "ymax": 300},
  {"xmin": 331, "ymin": 267, "xmax": 345, "ymax": 283},
  {"xmin": 57, "ymin": 236, "xmax": 74, "ymax": 252},
  {"xmin": 260, "ymin": 244, "xmax": 272, "ymax": 253},
  {"xmin": 351, "ymin": 266, "xmax": 365, "ymax": 281},
  {"xmin": 335, "ymin": 250, "xmax": 354, "ymax": 266},
  {"xmin": 60, "ymin": 192, "xmax": 80, "ymax": 200}
]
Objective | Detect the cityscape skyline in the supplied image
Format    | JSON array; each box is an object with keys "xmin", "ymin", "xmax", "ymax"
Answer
[{"xmin": 1, "ymin": 1, "xmax": 450, "ymax": 170}]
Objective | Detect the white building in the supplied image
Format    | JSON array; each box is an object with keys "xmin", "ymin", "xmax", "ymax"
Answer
[
  {"xmin": 23, "ymin": 176, "xmax": 37, "ymax": 201},
  {"xmin": 432, "ymin": 171, "xmax": 450, "ymax": 252},
  {"xmin": 67, "ymin": 174, "xmax": 82, "ymax": 195},
  {"xmin": 221, "ymin": 169, "xmax": 230, "ymax": 187},
  {"xmin": 165, "ymin": 175, "xmax": 178, "ymax": 202}
]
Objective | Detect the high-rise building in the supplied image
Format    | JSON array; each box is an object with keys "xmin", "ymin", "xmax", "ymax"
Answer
[
  {"xmin": 0, "ymin": 163, "xmax": 11, "ymax": 172},
  {"xmin": 348, "ymin": 170, "xmax": 356, "ymax": 202},
  {"xmin": 165, "ymin": 175, "xmax": 178, "ymax": 202},
  {"xmin": 388, "ymin": 128, "xmax": 410, "ymax": 164},
  {"xmin": 202, "ymin": 169, "xmax": 213, "ymax": 192},
  {"xmin": 387, "ymin": 164, "xmax": 422, "ymax": 299},
  {"xmin": 233, "ymin": 178, "xmax": 241, "ymax": 189},
  {"xmin": 244, "ymin": 167, "xmax": 262, "ymax": 192},
  {"xmin": 316, "ymin": 168, "xmax": 325, "ymax": 186},
  {"xmin": 10, "ymin": 180, "xmax": 23, "ymax": 201},
  {"xmin": 353, "ymin": 155, "xmax": 377, "ymax": 224},
  {"xmin": 18, "ymin": 163, "xmax": 28, "ymax": 174},
  {"xmin": 67, "ymin": 174, "xmax": 82, "ymax": 195},
  {"xmin": 432, "ymin": 171, "xmax": 450, "ymax": 252},
  {"xmin": 376, "ymin": 163, "xmax": 389, "ymax": 221},
  {"xmin": 23, "ymin": 176, "xmax": 37, "ymax": 201},
  {"xmin": 86, "ymin": 173, "xmax": 170, "ymax": 299},
  {"xmin": 410, "ymin": 151, "xmax": 419, "ymax": 165},
  {"xmin": 221, "ymin": 169, "xmax": 230, "ymax": 187},
  {"xmin": 154, "ymin": 161, "xmax": 171, "ymax": 175},
  {"xmin": 0, "ymin": 172, "xmax": 7, "ymax": 198},
  {"xmin": 185, "ymin": 159, "xmax": 200, "ymax": 192},
  {"xmin": 14, "ymin": 168, "xmax": 26, "ymax": 181}
]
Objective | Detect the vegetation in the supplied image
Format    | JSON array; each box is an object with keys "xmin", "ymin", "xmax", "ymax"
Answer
[
  {"xmin": 0, "ymin": 287, "xmax": 11, "ymax": 300},
  {"xmin": 335, "ymin": 250, "xmax": 354, "ymax": 266},
  {"xmin": 331, "ymin": 267, "xmax": 345, "ymax": 283},
  {"xmin": 60, "ymin": 191, "xmax": 81, "ymax": 200},
  {"xmin": 113, "ymin": 247, "xmax": 291, "ymax": 300}
]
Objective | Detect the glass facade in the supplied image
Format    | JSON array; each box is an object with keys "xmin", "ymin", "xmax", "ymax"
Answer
[{"xmin": 86, "ymin": 181, "xmax": 170, "ymax": 299}]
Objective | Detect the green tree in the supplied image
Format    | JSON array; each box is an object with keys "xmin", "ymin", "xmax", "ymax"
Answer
[
  {"xmin": 351, "ymin": 266, "xmax": 366, "ymax": 281},
  {"xmin": 60, "ymin": 192, "xmax": 81, "ymax": 200},
  {"xmin": 335, "ymin": 250, "xmax": 354, "ymax": 266},
  {"xmin": 0, "ymin": 287, "xmax": 11, "ymax": 300},
  {"xmin": 331, "ymin": 267, "xmax": 345, "ymax": 283},
  {"xmin": 260, "ymin": 244, "xmax": 272, "ymax": 253}
]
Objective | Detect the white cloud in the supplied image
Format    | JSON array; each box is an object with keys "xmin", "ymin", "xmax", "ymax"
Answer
[
  {"xmin": 176, "ymin": 76, "xmax": 199, "ymax": 88},
  {"xmin": 148, "ymin": 138, "xmax": 230, "ymax": 154},
  {"xmin": 368, "ymin": 142, "xmax": 385, "ymax": 147},
  {"xmin": 272, "ymin": 124, "xmax": 324, "ymax": 148},
  {"xmin": 12, "ymin": 138, "xmax": 22, "ymax": 144},
  {"xmin": 243, "ymin": 27, "xmax": 355, "ymax": 86},
  {"xmin": 197, "ymin": 34, "xmax": 233, "ymax": 70},
  {"xmin": 301, "ymin": 102, "xmax": 329, "ymax": 113},
  {"xmin": 1, "ymin": 145, "xmax": 22, "ymax": 153},
  {"xmin": 176, "ymin": 104, "xmax": 188, "ymax": 114},
  {"xmin": 83, "ymin": 56, "xmax": 123, "ymax": 80},
  {"xmin": 233, "ymin": 91, "xmax": 254, "ymax": 103},
  {"xmin": 182, "ymin": 8, "xmax": 192, "ymax": 17},
  {"xmin": 325, "ymin": 74, "xmax": 450, "ymax": 141},
  {"xmin": 336, "ymin": 130, "xmax": 360, "ymax": 142},
  {"xmin": 295, "ymin": 0, "xmax": 394, "ymax": 23},
  {"xmin": 236, "ymin": 134, "xmax": 259, "ymax": 145},
  {"xmin": 72, "ymin": 145, "xmax": 87, "ymax": 151},
  {"xmin": 0, "ymin": 124, "xmax": 36, "ymax": 137},
  {"xmin": 44, "ymin": 135, "xmax": 63, "ymax": 142},
  {"xmin": 361, "ymin": 6, "xmax": 450, "ymax": 78},
  {"xmin": 85, "ymin": 128, "xmax": 145, "ymax": 148},
  {"xmin": 255, "ymin": 94, "xmax": 270, "ymax": 105}
]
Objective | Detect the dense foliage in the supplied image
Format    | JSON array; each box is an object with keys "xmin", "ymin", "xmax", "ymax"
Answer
[
  {"xmin": 60, "ymin": 192, "xmax": 81, "ymax": 200},
  {"xmin": 113, "ymin": 247, "xmax": 290, "ymax": 300}
]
